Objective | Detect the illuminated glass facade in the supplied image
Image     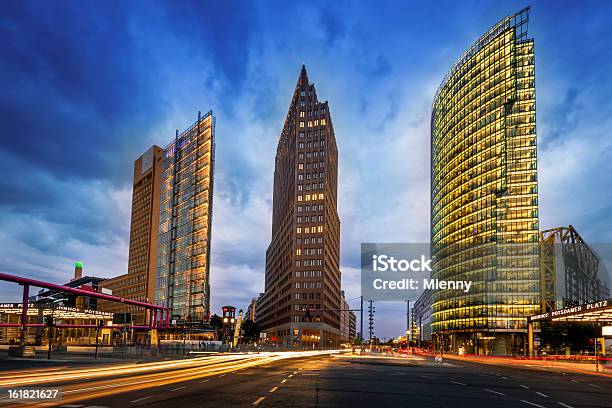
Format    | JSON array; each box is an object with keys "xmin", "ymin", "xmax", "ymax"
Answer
[
  {"xmin": 431, "ymin": 8, "xmax": 539, "ymax": 354},
  {"xmin": 155, "ymin": 112, "xmax": 215, "ymax": 322}
]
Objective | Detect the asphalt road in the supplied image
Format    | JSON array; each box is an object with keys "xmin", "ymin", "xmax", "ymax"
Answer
[{"xmin": 2, "ymin": 353, "xmax": 611, "ymax": 408}]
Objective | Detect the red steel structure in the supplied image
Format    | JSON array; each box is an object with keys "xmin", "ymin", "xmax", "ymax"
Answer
[{"xmin": 0, "ymin": 272, "xmax": 169, "ymax": 344}]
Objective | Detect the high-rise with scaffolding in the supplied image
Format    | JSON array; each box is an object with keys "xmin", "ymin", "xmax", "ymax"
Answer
[
  {"xmin": 155, "ymin": 111, "xmax": 215, "ymax": 323},
  {"xmin": 431, "ymin": 8, "xmax": 539, "ymax": 354},
  {"xmin": 257, "ymin": 66, "xmax": 342, "ymax": 348}
]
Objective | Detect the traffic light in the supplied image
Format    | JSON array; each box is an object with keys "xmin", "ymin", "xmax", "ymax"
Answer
[{"xmin": 44, "ymin": 315, "xmax": 54, "ymax": 328}]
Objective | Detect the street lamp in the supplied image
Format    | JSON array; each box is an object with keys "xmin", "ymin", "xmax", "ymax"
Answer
[{"xmin": 43, "ymin": 298, "xmax": 67, "ymax": 360}]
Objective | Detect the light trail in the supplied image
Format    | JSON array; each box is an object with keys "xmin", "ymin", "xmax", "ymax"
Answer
[{"xmin": 0, "ymin": 350, "xmax": 339, "ymax": 407}]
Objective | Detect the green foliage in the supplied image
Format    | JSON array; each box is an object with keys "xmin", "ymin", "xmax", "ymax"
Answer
[
  {"xmin": 209, "ymin": 314, "xmax": 223, "ymax": 329},
  {"xmin": 540, "ymin": 322, "xmax": 600, "ymax": 353},
  {"xmin": 241, "ymin": 319, "xmax": 260, "ymax": 341}
]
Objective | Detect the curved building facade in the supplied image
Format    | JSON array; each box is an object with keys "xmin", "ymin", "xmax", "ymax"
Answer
[{"xmin": 431, "ymin": 8, "xmax": 539, "ymax": 355}]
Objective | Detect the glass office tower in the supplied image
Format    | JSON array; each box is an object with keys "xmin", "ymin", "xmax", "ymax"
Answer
[
  {"xmin": 156, "ymin": 111, "xmax": 215, "ymax": 323},
  {"xmin": 431, "ymin": 8, "xmax": 539, "ymax": 355}
]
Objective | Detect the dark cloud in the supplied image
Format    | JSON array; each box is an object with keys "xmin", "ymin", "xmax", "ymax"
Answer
[
  {"xmin": 0, "ymin": 1, "xmax": 165, "ymax": 183},
  {"xmin": 319, "ymin": 4, "xmax": 347, "ymax": 46},
  {"xmin": 540, "ymin": 87, "xmax": 581, "ymax": 149},
  {"xmin": 157, "ymin": 0, "xmax": 260, "ymax": 100}
]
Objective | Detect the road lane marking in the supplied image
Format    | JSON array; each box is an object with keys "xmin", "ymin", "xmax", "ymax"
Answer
[
  {"xmin": 535, "ymin": 392, "xmax": 549, "ymax": 398},
  {"xmin": 269, "ymin": 387, "xmax": 278, "ymax": 393},
  {"xmin": 557, "ymin": 403, "xmax": 574, "ymax": 408},
  {"xmin": 521, "ymin": 401, "xmax": 546, "ymax": 408},
  {"xmin": 520, "ymin": 385, "xmax": 529, "ymax": 389},
  {"xmin": 170, "ymin": 386, "xmax": 186, "ymax": 392},
  {"xmin": 484, "ymin": 388, "xmax": 505, "ymax": 396},
  {"xmin": 501, "ymin": 376, "xmax": 508, "ymax": 380},
  {"xmin": 570, "ymin": 379, "xmax": 579, "ymax": 383},
  {"xmin": 200, "ymin": 379, "xmax": 211, "ymax": 383},
  {"xmin": 288, "ymin": 374, "xmax": 293, "ymax": 377},
  {"xmin": 451, "ymin": 381, "xmax": 466, "ymax": 386},
  {"xmin": 130, "ymin": 396, "xmax": 152, "ymax": 403},
  {"xmin": 588, "ymin": 383, "xmax": 600, "ymax": 388},
  {"xmin": 219, "ymin": 374, "xmax": 226, "ymax": 377},
  {"xmin": 281, "ymin": 379, "xmax": 287, "ymax": 383},
  {"xmin": 421, "ymin": 375, "xmax": 435, "ymax": 379},
  {"xmin": 252, "ymin": 397, "xmax": 266, "ymax": 405}
]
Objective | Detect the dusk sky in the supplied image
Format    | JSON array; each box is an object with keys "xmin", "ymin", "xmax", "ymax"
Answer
[{"xmin": 1, "ymin": 0, "xmax": 612, "ymax": 339}]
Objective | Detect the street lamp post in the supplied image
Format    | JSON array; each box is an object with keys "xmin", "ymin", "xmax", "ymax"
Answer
[{"xmin": 95, "ymin": 319, "xmax": 104, "ymax": 359}]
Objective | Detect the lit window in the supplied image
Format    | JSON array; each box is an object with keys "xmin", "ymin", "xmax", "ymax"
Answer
[
  {"xmin": 300, "ymin": 121, "xmax": 305, "ymax": 128},
  {"xmin": 297, "ymin": 227, "xmax": 302, "ymax": 234},
  {"xmin": 297, "ymin": 195, "xmax": 303, "ymax": 201},
  {"xmin": 318, "ymin": 193, "xmax": 324, "ymax": 199},
  {"xmin": 321, "ymin": 119, "xmax": 326, "ymax": 125},
  {"xmin": 298, "ymin": 163, "xmax": 304, "ymax": 170},
  {"xmin": 296, "ymin": 249, "xmax": 301, "ymax": 255},
  {"xmin": 300, "ymin": 111, "xmax": 305, "ymax": 118}
]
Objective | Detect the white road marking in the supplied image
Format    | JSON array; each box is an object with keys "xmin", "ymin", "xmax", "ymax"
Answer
[
  {"xmin": 484, "ymin": 388, "xmax": 505, "ymax": 396},
  {"xmin": 557, "ymin": 402, "xmax": 575, "ymax": 408},
  {"xmin": 130, "ymin": 396, "xmax": 152, "ymax": 403},
  {"xmin": 170, "ymin": 386, "xmax": 186, "ymax": 392},
  {"xmin": 520, "ymin": 385, "xmax": 530, "ymax": 389},
  {"xmin": 501, "ymin": 376, "xmax": 508, "ymax": 380},
  {"xmin": 520, "ymin": 401, "xmax": 546, "ymax": 408},
  {"xmin": 252, "ymin": 397, "xmax": 266, "ymax": 406},
  {"xmin": 269, "ymin": 387, "xmax": 278, "ymax": 393},
  {"xmin": 570, "ymin": 379, "xmax": 579, "ymax": 383},
  {"xmin": 588, "ymin": 383, "xmax": 600, "ymax": 388},
  {"xmin": 421, "ymin": 375, "xmax": 435, "ymax": 379},
  {"xmin": 200, "ymin": 379, "xmax": 211, "ymax": 383},
  {"xmin": 219, "ymin": 374, "xmax": 226, "ymax": 377},
  {"xmin": 288, "ymin": 374, "xmax": 293, "ymax": 378},
  {"xmin": 451, "ymin": 381, "xmax": 467, "ymax": 386},
  {"xmin": 535, "ymin": 392, "xmax": 549, "ymax": 398},
  {"xmin": 281, "ymin": 379, "xmax": 287, "ymax": 383}
]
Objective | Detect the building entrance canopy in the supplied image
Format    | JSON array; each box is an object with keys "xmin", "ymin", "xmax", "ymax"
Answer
[{"xmin": 528, "ymin": 300, "xmax": 611, "ymax": 323}]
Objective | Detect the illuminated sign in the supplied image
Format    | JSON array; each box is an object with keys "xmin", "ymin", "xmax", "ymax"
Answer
[{"xmin": 528, "ymin": 300, "xmax": 610, "ymax": 322}]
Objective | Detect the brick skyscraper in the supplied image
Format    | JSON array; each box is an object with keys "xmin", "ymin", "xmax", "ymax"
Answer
[
  {"xmin": 100, "ymin": 146, "xmax": 163, "ymax": 326},
  {"xmin": 257, "ymin": 66, "xmax": 342, "ymax": 348}
]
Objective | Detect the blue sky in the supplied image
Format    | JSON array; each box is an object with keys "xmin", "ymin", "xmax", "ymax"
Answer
[{"xmin": 1, "ymin": 0, "xmax": 612, "ymax": 339}]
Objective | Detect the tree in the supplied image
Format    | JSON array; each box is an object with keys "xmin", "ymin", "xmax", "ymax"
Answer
[
  {"xmin": 210, "ymin": 314, "xmax": 222, "ymax": 330},
  {"xmin": 241, "ymin": 319, "xmax": 260, "ymax": 342},
  {"xmin": 540, "ymin": 321, "xmax": 600, "ymax": 354}
]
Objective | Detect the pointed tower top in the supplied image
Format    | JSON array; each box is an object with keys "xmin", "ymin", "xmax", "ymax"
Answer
[{"xmin": 298, "ymin": 64, "xmax": 309, "ymax": 89}]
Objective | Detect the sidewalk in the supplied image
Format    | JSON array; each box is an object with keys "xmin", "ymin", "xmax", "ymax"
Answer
[{"xmin": 439, "ymin": 353, "xmax": 612, "ymax": 378}]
